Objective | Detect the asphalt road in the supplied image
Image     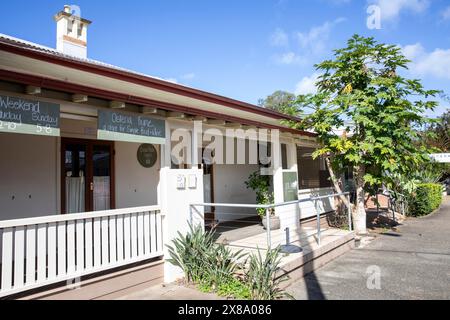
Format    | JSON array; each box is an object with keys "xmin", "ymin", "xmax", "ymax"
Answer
[{"xmin": 286, "ymin": 197, "xmax": 450, "ymax": 300}]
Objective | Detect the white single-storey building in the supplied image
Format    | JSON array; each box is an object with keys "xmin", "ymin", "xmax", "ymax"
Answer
[{"xmin": 0, "ymin": 6, "xmax": 338, "ymax": 299}]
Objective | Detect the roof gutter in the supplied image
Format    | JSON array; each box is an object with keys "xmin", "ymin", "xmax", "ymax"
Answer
[{"xmin": 0, "ymin": 69, "xmax": 316, "ymax": 137}]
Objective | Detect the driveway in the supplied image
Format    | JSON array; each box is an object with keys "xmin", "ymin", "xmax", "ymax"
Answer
[{"xmin": 286, "ymin": 197, "xmax": 450, "ymax": 300}]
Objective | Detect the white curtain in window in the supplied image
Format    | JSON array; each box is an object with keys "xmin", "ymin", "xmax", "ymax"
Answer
[
  {"xmin": 65, "ymin": 177, "xmax": 85, "ymax": 213},
  {"xmin": 94, "ymin": 176, "xmax": 110, "ymax": 211}
]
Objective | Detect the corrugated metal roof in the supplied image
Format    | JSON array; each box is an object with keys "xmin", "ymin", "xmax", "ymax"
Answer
[{"xmin": 0, "ymin": 33, "xmax": 185, "ymax": 86}]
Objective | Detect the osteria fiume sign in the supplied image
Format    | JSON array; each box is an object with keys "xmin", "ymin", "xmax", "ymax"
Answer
[{"xmin": 97, "ymin": 109, "xmax": 166, "ymax": 144}]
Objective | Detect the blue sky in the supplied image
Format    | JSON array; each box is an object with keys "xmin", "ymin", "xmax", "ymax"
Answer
[{"xmin": 0, "ymin": 0, "xmax": 449, "ymax": 117}]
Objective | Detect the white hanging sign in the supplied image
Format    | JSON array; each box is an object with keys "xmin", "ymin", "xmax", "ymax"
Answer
[{"xmin": 430, "ymin": 153, "xmax": 450, "ymax": 163}]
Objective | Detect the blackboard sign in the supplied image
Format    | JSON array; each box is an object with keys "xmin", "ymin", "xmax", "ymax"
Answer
[
  {"xmin": 0, "ymin": 94, "xmax": 60, "ymax": 137},
  {"xmin": 97, "ymin": 110, "xmax": 166, "ymax": 144},
  {"xmin": 137, "ymin": 144, "xmax": 158, "ymax": 168}
]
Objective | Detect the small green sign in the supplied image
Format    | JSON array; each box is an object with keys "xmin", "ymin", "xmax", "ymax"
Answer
[
  {"xmin": 283, "ymin": 171, "xmax": 299, "ymax": 202},
  {"xmin": 0, "ymin": 94, "xmax": 60, "ymax": 137},
  {"xmin": 98, "ymin": 110, "xmax": 165, "ymax": 144}
]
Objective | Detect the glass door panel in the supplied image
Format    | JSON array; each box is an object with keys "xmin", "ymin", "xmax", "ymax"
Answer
[
  {"xmin": 92, "ymin": 145, "xmax": 111, "ymax": 211},
  {"xmin": 64, "ymin": 144, "xmax": 87, "ymax": 213}
]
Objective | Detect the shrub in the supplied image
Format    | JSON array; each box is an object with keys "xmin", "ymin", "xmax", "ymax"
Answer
[
  {"xmin": 245, "ymin": 170, "xmax": 274, "ymax": 218},
  {"xmin": 411, "ymin": 183, "xmax": 443, "ymax": 216},
  {"xmin": 245, "ymin": 247, "xmax": 292, "ymax": 300},
  {"xmin": 217, "ymin": 277, "xmax": 251, "ymax": 300}
]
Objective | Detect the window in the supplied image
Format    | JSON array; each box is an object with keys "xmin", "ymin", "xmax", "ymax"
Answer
[
  {"xmin": 67, "ymin": 20, "xmax": 73, "ymax": 34},
  {"xmin": 297, "ymin": 147, "xmax": 331, "ymax": 189},
  {"xmin": 77, "ymin": 23, "xmax": 83, "ymax": 38},
  {"xmin": 281, "ymin": 144, "xmax": 288, "ymax": 170}
]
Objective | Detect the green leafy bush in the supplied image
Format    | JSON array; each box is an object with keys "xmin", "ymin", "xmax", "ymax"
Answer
[
  {"xmin": 411, "ymin": 183, "xmax": 443, "ymax": 216},
  {"xmin": 245, "ymin": 170, "xmax": 274, "ymax": 218},
  {"xmin": 217, "ymin": 278, "xmax": 251, "ymax": 300}
]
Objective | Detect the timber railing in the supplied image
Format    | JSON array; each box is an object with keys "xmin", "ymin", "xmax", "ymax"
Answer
[{"xmin": 0, "ymin": 205, "xmax": 164, "ymax": 298}]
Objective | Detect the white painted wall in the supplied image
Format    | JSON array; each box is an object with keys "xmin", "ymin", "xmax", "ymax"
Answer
[
  {"xmin": 160, "ymin": 168, "xmax": 204, "ymax": 283},
  {"xmin": 0, "ymin": 133, "xmax": 59, "ymax": 220},
  {"xmin": 0, "ymin": 132, "xmax": 161, "ymax": 221},
  {"xmin": 213, "ymin": 164, "xmax": 260, "ymax": 221},
  {"xmin": 115, "ymin": 142, "xmax": 160, "ymax": 208}
]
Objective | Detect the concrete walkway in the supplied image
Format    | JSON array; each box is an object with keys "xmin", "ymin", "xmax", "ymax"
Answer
[
  {"xmin": 286, "ymin": 197, "xmax": 450, "ymax": 300},
  {"xmin": 117, "ymin": 283, "xmax": 223, "ymax": 300}
]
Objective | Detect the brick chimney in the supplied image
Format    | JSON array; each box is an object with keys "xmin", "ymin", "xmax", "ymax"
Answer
[{"xmin": 54, "ymin": 5, "xmax": 92, "ymax": 59}]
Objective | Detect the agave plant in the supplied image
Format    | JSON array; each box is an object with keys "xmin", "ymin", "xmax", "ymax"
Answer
[
  {"xmin": 166, "ymin": 223, "xmax": 216, "ymax": 283},
  {"xmin": 203, "ymin": 244, "xmax": 245, "ymax": 289},
  {"xmin": 167, "ymin": 223, "xmax": 244, "ymax": 288},
  {"xmin": 245, "ymin": 247, "xmax": 292, "ymax": 300}
]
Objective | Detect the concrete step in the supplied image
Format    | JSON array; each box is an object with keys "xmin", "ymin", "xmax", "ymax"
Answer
[
  {"xmin": 276, "ymin": 231, "xmax": 355, "ymax": 288},
  {"xmin": 227, "ymin": 228, "xmax": 355, "ymax": 288}
]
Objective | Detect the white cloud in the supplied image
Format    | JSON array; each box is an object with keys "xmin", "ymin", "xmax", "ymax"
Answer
[
  {"xmin": 274, "ymin": 52, "xmax": 305, "ymax": 65},
  {"xmin": 295, "ymin": 18, "xmax": 346, "ymax": 55},
  {"xmin": 402, "ymin": 43, "xmax": 425, "ymax": 60},
  {"xmin": 442, "ymin": 6, "xmax": 450, "ymax": 20},
  {"xmin": 369, "ymin": 0, "xmax": 430, "ymax": 21},
  {"xmin": 402, "ymin": 43, "xmax": 450, "ymax": 79},
  {"xmin": 270, "ymin": 18, "xmax": 345, "ymax": 67},
  {"xmin": 269, "ymin": 28, "xmax": 289, "ymax": 47},
  {"xmin": 295, "ymin": 73, "xmax": 320, "ymax": 95}
]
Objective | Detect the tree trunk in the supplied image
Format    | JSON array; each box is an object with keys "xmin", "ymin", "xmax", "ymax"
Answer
[
  {"xmin": 353, "ymin": 165, "xmax": 368, "ymax": 235},
  {"xmin": 325, "ymin": 157, "xmax": 350, "ymax": 208}
]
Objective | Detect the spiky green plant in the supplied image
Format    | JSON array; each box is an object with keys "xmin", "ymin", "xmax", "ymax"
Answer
[
  {"xmin": 245, "ymin": 247, "xmax": 292, "ymax": 300},
  {"xmin": 166, "ymin": 223, "xmax": 216, "ymax": 283},
  {"xmin": 167, "ymin": 223, "xmax": 244, "ymax": 289},
  {"xmin": 202, "ymin": 244, "xmax": 245, "ymax": 289}
]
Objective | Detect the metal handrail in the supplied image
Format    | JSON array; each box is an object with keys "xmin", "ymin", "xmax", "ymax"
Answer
[
  {"xmin": 375, "ymin": 188, "xmax": 407, "ymax": 217},
  {"xmin": 191, "ymin": 192, "xmax": 351, "ymax": 210},
  {"xmin": 190, "ymin": 191, "xmax": 352, "ymax": 249}
]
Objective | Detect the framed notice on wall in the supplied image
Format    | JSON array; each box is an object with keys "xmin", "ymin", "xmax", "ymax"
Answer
[{"xmin": 0, "ymin": 94, "xmax": 60, "ymax": 137}]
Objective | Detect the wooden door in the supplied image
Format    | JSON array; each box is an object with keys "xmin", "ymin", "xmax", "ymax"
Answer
[{"xmin": 61, "ymin": 138, "xmax": 115, "ymax": 214}]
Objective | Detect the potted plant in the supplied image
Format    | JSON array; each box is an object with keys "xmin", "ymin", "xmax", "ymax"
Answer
[{"xmin": 245, "ymin": 171, "xmax": 280, "ymax": 230}]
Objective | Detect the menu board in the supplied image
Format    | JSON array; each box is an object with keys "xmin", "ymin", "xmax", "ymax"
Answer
[
  {"xmin": 0, "ymin": 94, "xmax": 60, "ymax": 136},
  {"xmin": 98, "ymin": 109, "xmax": 166, "ymax": 144}
]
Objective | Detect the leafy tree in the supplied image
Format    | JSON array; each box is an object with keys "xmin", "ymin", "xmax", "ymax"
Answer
[
  {"xmin": 286, "ymin": 35, "xmax": 439, "ymax": 234},
  {"xmin": 258, "ymin": 90, "xmax": 296, "ymax": 114},
  {"xmin": 421, "ymin": 110, "xmax": 449, "ymax": 152}
]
